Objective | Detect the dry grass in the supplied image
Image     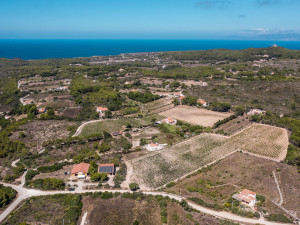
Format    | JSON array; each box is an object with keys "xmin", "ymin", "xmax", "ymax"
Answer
[
  {"xmin": 79, "ymin": 116, "xmax": 164, "ymax": 137},
  {"xmin": 165, "ymin": 152, "xmax": 300, "ymax": 217},
  {"xmin": 159, "ymin": 105, "xmax": 233, "ymax": 127},
  {"xmin": 10, "ymin": 120, "xmax": 76, "ymax": 151},
  {"xmin": 128, "ymin": 123, "xmax": 288, "ymax": 189}
]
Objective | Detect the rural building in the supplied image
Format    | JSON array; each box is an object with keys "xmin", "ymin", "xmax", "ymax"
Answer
[
  {"xmin": 22, "ymin": 100, "xmax": 32, "ymax": 106},
  {"xmin": 96, "ymin": 107, "xmax": 108, "ymax": 117},
  {"xmin": 98, "ymin": 163, "xmax": 115, "ymax": 175},
  {"xmin": 131, "ymin": 89, "xmax": 138, "ymax": 92},
  {"xmin": 232, "ymin": 189, "xmax": 256, "ymax": 207},
  {"xmin": 38, "ymin": 108, "xmax": 46, "ymax": 113},
  {"xmin": 4, "ymin": 116, "xmax": 11, "ymax": 120},
  {"xmin": 163, "ymin": 117, "xmax": 177, "ymax": 125},
  {"xmin": 146, "ymin": 143, "xmax": 166, "ymax": 151},
  {"xmin": 174, "ymin": 92, "xmax": 181, "ymax": 98},
  {"xmin": 197, "ymin": 99, "xmax": 208, "ymax": 107},
  {"xmin": 71, "ymin": 163, "xmax": 90, "ymax": 179},
  {"xmin": 247, "ymin": 109, "xmax": 265, "ymax": 116},
  {"xmin": 125, "ymin": 81, "xmax": 133, "ymax": 85}
]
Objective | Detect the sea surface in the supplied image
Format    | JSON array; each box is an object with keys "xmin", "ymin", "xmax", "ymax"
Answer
[{"xmin": 1, "ymin": 39, "xmax": 300, "ymax": 60}]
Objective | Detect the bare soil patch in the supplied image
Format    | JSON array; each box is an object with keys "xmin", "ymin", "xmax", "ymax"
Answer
[
  {"xmin": 33, "ymin": 165, "xmax": 73, "ymax": 181},
  {"xmin": 159, "ymin": 105, "xmax": 233, "ymax": 127},
  {"xmin": 81, "ymin": 196, "xmax": 161, "ymax": 225},
  {"xmin": 59, "ymin": 107, "xmax": 81, "ymax": 118},
  {"xmin": 165, "ymin": 152, "xmax": 300, "ymax": 217},
  {"xmin": 10, "ymin": 120, "xmax": 76, "ymax": 151}
]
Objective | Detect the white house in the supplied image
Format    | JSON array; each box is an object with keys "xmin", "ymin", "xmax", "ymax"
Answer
[
  {"xmin": 197, "ymin": 99, "xmax": 208, "ymax": 107},
  {"xmin": 96, "ymin": 107, "xmax": 109, "ymax": 117},
  {"xmin": 146, "ymin": 143, "xmax": 167, "ymax": 151},
  {"xmin": 247, "ymin": 109, "xmax": 265, "ymax": 116},
  {"xmin": 232, "ymin": 189, "xmax": 256, "ymax": 207}
]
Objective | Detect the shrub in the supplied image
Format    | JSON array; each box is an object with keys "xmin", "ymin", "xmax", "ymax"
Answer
[
  {"xmin": 166, "ymin": 182, "xmax": 176, "ymax": 188},
  {"xmin": 129, "ymin": 183, "xmax": 139, "ymax": 191},
  {"xmin": 266, "ymin": 214, "xmax": 292, "ymax": 223}
]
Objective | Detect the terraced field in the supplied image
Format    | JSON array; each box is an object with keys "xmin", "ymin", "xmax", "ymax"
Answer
[
  {"xmin": 128, "ymin": 123, "xmax": 288, "ymax": 189},
  {"xmin": 143, "ymin": 98, "xmax": 175, "ymax": 115}
]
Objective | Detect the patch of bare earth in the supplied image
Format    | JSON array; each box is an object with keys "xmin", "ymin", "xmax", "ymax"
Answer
[
  {"xmin": 33, "ymin": 165, "xmax": 73, "ymax": 181},
  {"xmin": 167, "ymin": 201, "xmax": 224, "ymax": 225},
  {"xmin": 166, "ymin": 152, "xmax": 300, "ymax": 216},
  {"xmin": 80, "ymin": 196, "xmax": 161, "ymax": 225},
  {"xmin": 10, "ymin": 120, "xmax": 76, "ymax": 151},
  {"xmin": 159, "ymin": 105, "xmax": 233, "ymax": 127}
]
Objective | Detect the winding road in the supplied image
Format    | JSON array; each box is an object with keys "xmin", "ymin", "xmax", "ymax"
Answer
[{"xmin": 0, "ymin": 182, "xmax": 295, "ymax": 225}]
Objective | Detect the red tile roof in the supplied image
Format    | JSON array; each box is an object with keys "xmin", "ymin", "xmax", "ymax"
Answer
[
  {"xmin": 71, "ymin": 163, "xmax": 90, "ymax": 174},
  {"xmin": 240, "ymin": 189, "xmax": 256, "ymax": 197},
  {"xmin": 97, "ymin": 107, "xmax": 108, "ymax": 111}
]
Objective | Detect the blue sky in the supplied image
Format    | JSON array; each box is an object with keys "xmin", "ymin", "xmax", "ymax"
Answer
[{"xmin": 0, "ymin": 0, "xmax": 299, "ymax": 40}]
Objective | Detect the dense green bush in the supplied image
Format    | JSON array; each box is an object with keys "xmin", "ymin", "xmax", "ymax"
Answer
[
  {"xmin": 0, "ymin": 184, "xmax": 17, "ymax": 208},
  {"xmin": 211, "ymin": 102, "xmax": 231, "ymax": 112},
  {"xmin": 27, "ymin": 178, "xmax": 65, "ymax": 190},
  {"xmin": 128, "ymin": 91, "xmax": 160, "ymax": 103}
]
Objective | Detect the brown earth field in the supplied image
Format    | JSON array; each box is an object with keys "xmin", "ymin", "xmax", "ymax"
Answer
[
  {"xmin": 216, "ymin": 115, "xmax": 251, "ymax": 135},
  {"xmin": 59, "ymin": 107, "xmax": 82, "ymax": 118},
  {"xmin": 159, "ymin": 105, "xmax": 233, "ymax": 127},
  {"xmin": 165, "ymin": 152, "xmax": 300, "ymax": 218},
  {"xmin": 10, "ymin": 120, "xmax": 77, "ymax": 151},
  {"xmin": 33, "ymin": 165, "xmax": 73, "ymax": 181},
  {"xmin": 79, "ymin": 195, "xmax": 234, "ymax": 225}
]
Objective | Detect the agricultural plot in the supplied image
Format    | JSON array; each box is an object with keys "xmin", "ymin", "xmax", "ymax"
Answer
[
  {"xmin": 159, "ymin": 105, "xmax": 233, "ymax": 127},
  {"xmin": 130, "ymin": 134, "xmax": 230, "ymax": 189},
  {"xmin": 129, "ymin": 123, "xmax": 288, "ymax": 189},
  {"xmin": 224, "ymin": 123, "xmax": 289, "ymax": 161},
  {"xmin": 142, "ymin": 98, "xmax": 174, "ymax": 115},
  {"xmin": 79, "ymin": 116, "xmax": 164, "ymax": 137}
]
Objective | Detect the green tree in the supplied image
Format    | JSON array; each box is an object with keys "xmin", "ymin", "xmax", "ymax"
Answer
[
  {"xmin": 99, "ymin": 142, "xmax": 111, "ymax": 153},
  {"xmin": 129, "ymin": 183, "xmax": 139, "ymax": 191},
  {"xmin": 233, "ymin": 105, "xmax": 245, "ymax": 116}
]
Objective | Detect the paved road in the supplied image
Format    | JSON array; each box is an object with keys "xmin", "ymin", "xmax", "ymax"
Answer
[{"xmin": 0, "ymin": 182, "xmax": 294, "ymax": 225}]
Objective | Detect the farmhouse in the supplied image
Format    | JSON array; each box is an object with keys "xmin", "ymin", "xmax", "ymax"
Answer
[
  {"xmin": 71, "ymin": 163, "xmax": 90, "ymax": 179},
  {"xmin": 125, "ymin": 81, "xmax": 133, "ymax": 85},
  {"xmin": 98, "ymin": 163, "xmax": 115, "ymax": 175},
  {"xmin": 38, "ymin": 108, "xmax": 46, "ymax": 113},
  {"xmin": 247, "ymin": 108, "xmax": 265, "ymax": 116},
  {"xmin": 5, "ymin": 116, "xmax": 11, "ymax": 120},
  {"xmin": 232, "ymin": 189, "xmax": 256, "ymax": 207},
  {"xmin": 96, "ymin": 107, "xmax": 108, "ymax": 117},
  {"xmin": 22, "ymin": 100, "xmax": 32, "ymax": 106},
  {"xmin": 163, "ymin": 117, "xmax": 177, "ymax": 125},
  {"xmin": 197, "ymin": 99, "xmax": 208, "ymax": 107},
  {"xmin": 174, "ymin": 92, "xmax": 181, "ymax": 98},
  {"xmin": 146, "ymin": 143, "xmax": 166, "ymax": 151}
]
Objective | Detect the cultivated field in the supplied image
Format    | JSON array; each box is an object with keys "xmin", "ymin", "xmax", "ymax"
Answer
[
  {"xmin": 128, "ymin": 124, "xmax": 289, "ymax": 189},
  {"xmin": 130, "ymin": 134, "xmax": 230, "ymax": 189},
  {"xmin": 159, "ymin": 105, "xmax": 233, "ymax": 127},
  {"xmin": 79, "ymin": 116, "xmax": 164, "ymax": 137}
]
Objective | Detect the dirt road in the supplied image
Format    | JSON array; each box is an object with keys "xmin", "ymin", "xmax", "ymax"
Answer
[{"xmin": 0, "ymin": 182, "xmax": 295, "ymax": 225}]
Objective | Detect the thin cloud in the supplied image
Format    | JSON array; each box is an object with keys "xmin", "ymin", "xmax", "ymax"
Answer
[{"xmin": 195, "ymin": 0, "xmax": 231, "ymax": 9}]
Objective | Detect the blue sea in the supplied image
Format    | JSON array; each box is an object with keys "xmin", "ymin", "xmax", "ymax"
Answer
[{"xmin": 1, "ymin": 39, "xmax": 300, "ymax": 60}]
